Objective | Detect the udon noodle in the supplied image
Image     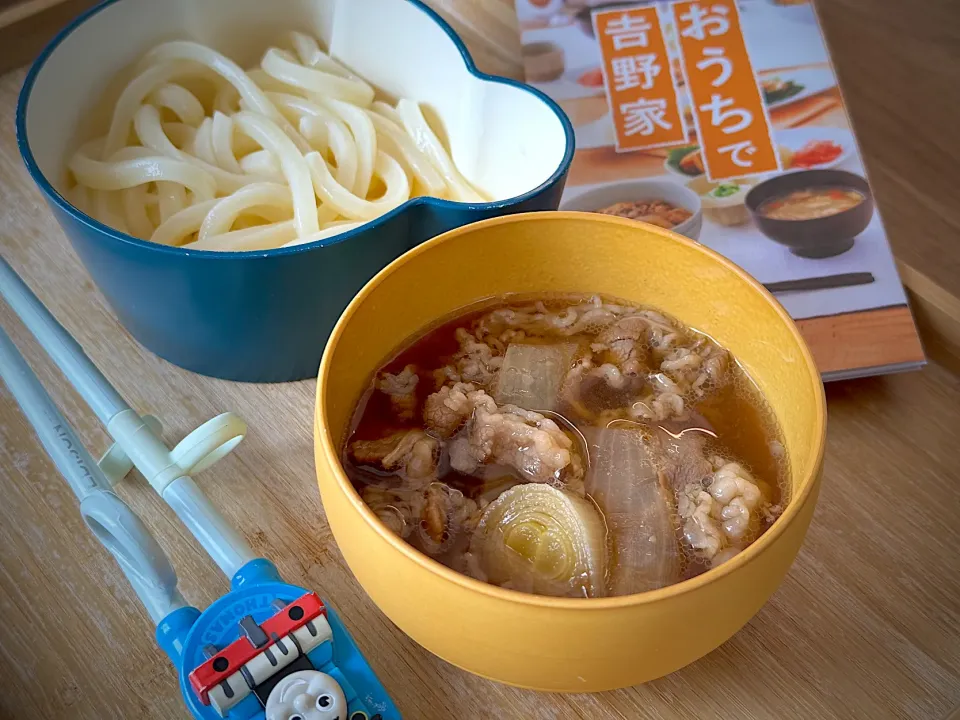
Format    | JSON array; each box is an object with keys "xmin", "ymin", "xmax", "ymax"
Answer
[{"xmin": 65, "ymin": 32, "xmax": 488, "ymax": 251}]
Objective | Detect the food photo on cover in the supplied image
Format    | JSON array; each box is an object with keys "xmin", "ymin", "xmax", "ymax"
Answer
[{"xmin": 518, "ymin": 0, "xmax": 925, "ymax": 379}]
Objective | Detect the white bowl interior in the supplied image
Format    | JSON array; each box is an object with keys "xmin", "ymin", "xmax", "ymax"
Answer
[{"xmin": 25, "ymin": 0, "xmax": 569, "ymax": 203}]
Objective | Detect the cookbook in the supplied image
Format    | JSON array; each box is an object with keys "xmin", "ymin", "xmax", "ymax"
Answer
[{"xmin": 515, "ymin": 0, "xmax": 926, "ymax": 381}]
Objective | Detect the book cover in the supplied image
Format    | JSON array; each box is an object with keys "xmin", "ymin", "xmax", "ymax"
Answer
[{"xmin": 516, "ymin": 0, "xmax": 926, "ymax": 380}]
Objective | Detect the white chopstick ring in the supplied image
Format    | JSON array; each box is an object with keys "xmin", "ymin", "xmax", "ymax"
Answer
[{"xmin": 99, "ymin": 412, "xmax": 247, "ymax": 488}]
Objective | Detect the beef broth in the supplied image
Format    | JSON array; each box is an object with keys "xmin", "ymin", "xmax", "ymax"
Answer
[{"xmin": 342, "ymin": 294, "xmax": 789, "ymax": 598}]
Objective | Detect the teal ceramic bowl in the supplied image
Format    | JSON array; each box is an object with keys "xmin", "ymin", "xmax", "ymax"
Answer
[{"xmin": 17, "ymin": 0, "xmax": 574, "ymax": 381}]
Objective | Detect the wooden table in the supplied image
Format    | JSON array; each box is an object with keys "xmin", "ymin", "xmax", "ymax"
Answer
[{"xmin": 1, "ymin": 1, "xmax": 959, "ymax": 718}]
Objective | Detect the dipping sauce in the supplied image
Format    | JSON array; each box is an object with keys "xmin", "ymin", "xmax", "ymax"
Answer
[
  {"xmin": 595, "ymin": 200, "xmax": 693, "ymax": 229},
  {"xmin": 759, "ymin": 187, "xmax": 864, "ymax": 221},
  {"xmin": 342, "ymin": 294, "xmax": 787, "ymax": 599}
]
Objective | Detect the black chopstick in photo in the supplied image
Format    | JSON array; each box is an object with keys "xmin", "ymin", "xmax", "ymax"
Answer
[{"xmin": 764, "ymin": 272, "xmax": 876, "ymax": 294}]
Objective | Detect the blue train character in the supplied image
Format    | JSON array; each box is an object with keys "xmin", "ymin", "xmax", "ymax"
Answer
[{"xmin": 157, "ymin": 559, "xmax": 400, "ymax": 720}]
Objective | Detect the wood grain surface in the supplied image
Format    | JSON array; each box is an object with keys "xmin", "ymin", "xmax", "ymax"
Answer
[
  {"xmin": 0, "ymin": 0, "xmax": 99, "ymax": 75},
  {"xmin": 793, "ymin": 306, "xmax": 925, "ymax": 377},
  {"xmin": 815, "ymin": 0, "xmax": 960, "ymax": 308},
  {"xmin": 0, "ymin": 1, "xmax": 959, "ymax": 719}
]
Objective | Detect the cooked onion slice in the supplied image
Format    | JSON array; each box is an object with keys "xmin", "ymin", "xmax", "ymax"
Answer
[
  {"xmin": 468, "ymin": 484, "xmax": 606, "ymax": 598},
  {"xmin": 585, "ymin": 428, "xmax": 679, "ymax": 595},
  {"xmin": 495, "ymin": 343, "xmax": 577, "ymax": 412}
]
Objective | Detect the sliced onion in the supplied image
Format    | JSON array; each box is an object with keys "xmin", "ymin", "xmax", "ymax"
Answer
[
  {"xmin": 468, "ymin": 484, "xmax": 606, "ymax": 598},
  {"xmin": 585, "ymin": 428, "xmax": 679, "ymax": 595},
  {"xmin": 495, "ymin": 343, "xmax": 578, "ymax": 412}
]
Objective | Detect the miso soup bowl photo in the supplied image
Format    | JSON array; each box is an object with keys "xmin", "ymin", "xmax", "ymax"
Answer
[
  {"xmin": 746, "ymin": 169, "xmax": 875, "ymax": 259},
  {"xmin": 17, "ymin": 0, "xmax": 573, "ymax": 382},
  {"xmin": 314, "ymin": 212, "xmax": 827, "ymax": 691}
]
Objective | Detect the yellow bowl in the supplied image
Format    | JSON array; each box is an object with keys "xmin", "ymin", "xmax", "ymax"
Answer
[{"xmin": 314, "ymin": 212, "xmax": 826, "ymax": 692}]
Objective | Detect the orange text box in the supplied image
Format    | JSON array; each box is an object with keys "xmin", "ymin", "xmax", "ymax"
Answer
[
  {"xmin": 672, "ymin": 0, "xmax": 780, "ymax": 181},
  {"xmin": 594, "ymin": 6, "xmax": 687, "ymax": 152}
]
